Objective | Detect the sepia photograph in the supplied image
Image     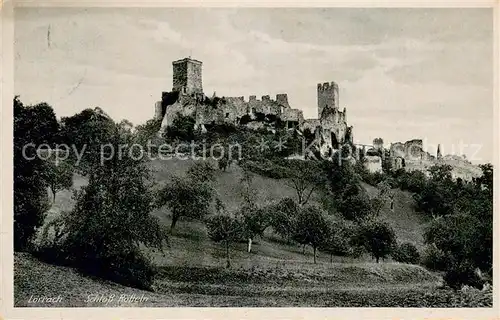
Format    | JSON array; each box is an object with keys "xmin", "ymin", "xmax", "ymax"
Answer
[{"xmin": 3, "ymin": 3, "xmax": 497, "ymax": 313}]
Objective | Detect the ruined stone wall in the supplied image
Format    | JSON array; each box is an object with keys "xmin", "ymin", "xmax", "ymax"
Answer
[
  {"xmin": 222, "ymin": 97, "xmax": 248, "ymax": 124},
  {"xmin": 390, "ymin": 142, "xmax": 406, "ymax": 158},
  {"xmin": 320, "ymin": 108, "xmax": 348, "ymax": 147},
  {"xmin": 221, "ymin": 93, "xmax": 304, "ymax": 123},
  {"xmin": 392, "ymin": 157, "xmax": 404, "ymax": 171},
  {"xmin": 187, "ymin": 61, "xmax": 203, "ymax": 94},
  {"xmin": 154, "ymin": 101, "xmax": 163, "ymax": 120},
  {"xmin": 364, "ymin": 155, "xmax": 383, "ymax": 173},
  {"xmin": 172, "ymin": 62, "xmax": 187, "ymax": 93},
  {"xmin": 276, "ymin": 93, "xmax": 290, "ymax": 108},
  {"xmin": 404, "ymin": 139, "xmax": 423, "ymax": 161},
  {"xmin": 282, "ymin": 108, "xmax": 304, "ymax": 124},
  {"xmin": 301, "ymin": 119, "xmax": 320, "ymax": 133},
  {"xmin": 317, "ymin": 81, "xmax": 339, "ymax": 118}
]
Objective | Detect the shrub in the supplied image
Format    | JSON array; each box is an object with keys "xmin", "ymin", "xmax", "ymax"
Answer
[
  {"xmin": 90, "ymin": 247, "xmax": 157, "ymax": 290},
  {"xmin": 392, "ymin": 242, "xmax": 420, "ymax": 264},
  {"xmin": 254, "ymin": 112, "xmax": 266, "ymax": 122},
  {"xmin": 207, "ymin": 123, "xmax": 238, "ymax": 136},
  {"xmin": 165, "ymin": 113, "xmax": 196, "ymax": 141},
  {"xmin": 443, "ymin": 261, "xmax": 483, "ymax": 290},
  {"xmin": 239, "ymin": 114, "xmax": 252, "ymax": 125},
  {"xmin": 421, "ymin": 243, "xmax": 448, "ymax": 271}
]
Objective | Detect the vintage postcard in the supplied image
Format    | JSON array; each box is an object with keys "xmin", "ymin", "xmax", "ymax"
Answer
[{"xmin": 1, "ymin": 1, "xmax": 498, "ymax": 319}]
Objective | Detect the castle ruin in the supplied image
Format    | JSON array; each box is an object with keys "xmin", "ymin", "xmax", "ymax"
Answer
[{"xmin": 154, "ymin": 57, "xmax": 353, "ymax": 155}]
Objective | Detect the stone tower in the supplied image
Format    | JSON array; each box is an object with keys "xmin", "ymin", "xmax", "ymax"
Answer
[
  {"xmin": 437, "ymin": 144, "xmax": 442, "ymax": 160},
  {"xmin": 172, "ymin": 57, "xmax": 203, "ymax": 94},
  {"xmin": 317, "ymin": 81, "xmax": 339, "ymax": 118},
  {"xmin": 373, "ymin": 138, "xmax": 384, "ymax": 151}
]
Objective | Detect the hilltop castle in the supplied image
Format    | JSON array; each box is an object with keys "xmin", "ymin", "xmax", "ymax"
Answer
[{"xmin": 153, "ymin": 57, "xmax": 354, "ymax": 155}]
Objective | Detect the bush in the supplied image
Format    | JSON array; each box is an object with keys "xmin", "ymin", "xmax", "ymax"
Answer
[
  {"xmin": 207, "ymin": 123, "xmax": 238, "ymax": 136},
  {"xmin": 443, "ymin": 261, "xmax": 483, "ymax": 290},
  {"xmin": 392, "ymin": 242, "xmax": 420, "ymax": 264},
  {"xmin": 88, "ymin": 247, "xmax": 157, "ymax": 290},
  {"xmin": 165, "ymin": 113, "xmax": 196, "ymax": 141},
  {"xmin": 239, "ymin": 114, "xmax": 252, "ymax": 125},
  {"xmin": 254, "ymin": 112, "xmax": 266, "ymax": 122},
  {"xmin": 421, "ymin": 244, "xmax": 448, "ymax": 271}
]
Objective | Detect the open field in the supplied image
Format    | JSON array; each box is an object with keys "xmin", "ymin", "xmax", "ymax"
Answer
[{"xmin": 15, "ymin": 251, "xmax": 492, "ymax": 307}]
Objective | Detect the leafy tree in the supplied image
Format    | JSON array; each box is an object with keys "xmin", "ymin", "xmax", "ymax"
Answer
[
  {"xmin": 157, "ymin": 176, "xmax": 214, "ymax": 232},
  {"xmin": 302, "ymin": 128, "xmax": 316, "ymax": 147},
  {"xmin": 321, "ymin": 160, "xmax": 374, "ymax": 221},
  {"xmin": 443, "ymin": 261, "xmax": 483, "ymax": 290},
  {"xmin": 59, "ymin": 107, "xmax": 116, "ymax": 175},
  {"xmin": 280, "ymin": 160, "xmax": 326, "ymax": 206},
  {"xmin": 424, "ymin": 212, "xmax": 491, "ymax": 277},
  {"xmin": 236, "ymin": 167, "xmax": 270, "ymax": 252},
  {"xmin": 398, "ymin": 170, "xmax": 427, "ymax": 193},
  {"xmin": 337, "ymin": 183, "xmax": 372, "ymax": 221},
  {"xmin": 14, "ymin": 98, "xmax": 60, "ymax": 146},
  {"xmin": 205, "ymin": 214, "xmax": 244, "ymax": 268},
  {"xmin": 239, "ymin": 204, "xmax": 270, "ymax": 253},
  {"xmin": 356, "ymin": 219, "xmax": 397, "ymax": 263},
  {"xmin": 157, "ymin": 162, "xmax": 218, "ymax": 232},
  {"xmin": 370, "ymin": 180, "xmax": 392, "ymax": 216},
  {"xmin": 42, "ymin": 160, "xmax": 74, "ymax": 202},
  {"xmin": 391, "ymin": 242, "xmax": 420, "ymax": 264},
  {"xmin": 186, "ymin": 161, "xmax": 216, "ymax": 184},
  {"xmin": 476, "ymin": 163, "xmax": 493, "ymax": 197},
  {"xmin": 51, "ymin": 121, "xmax": 168, "ymax": 289},
  {"xmin": 421, "ymin": 243, "xmax": 448, "ymax": 271},
  {"xmin": 269, "ymin": 197, "xmax": 300, "ymax": 242},
  {"xmin": 164, "ymin": 113, "xmax": 196, "ymax": 141},
  {"xmin": 135, "ymin": 118, "xmax": 162, "ymax": 146},
  {"xmin": 319, "ymin": 220, "xmax": 352, "ymax": 262},
  {"xmin": 14, "ymin": 97, "xmax": 56, "ymax": 251},
  {"xmin": 293, "ymin": 206, "xmax": 330, "ymax": 263}
]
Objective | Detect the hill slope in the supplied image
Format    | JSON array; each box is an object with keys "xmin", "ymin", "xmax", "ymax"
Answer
[
  {"xmin": 16, "ymin": 158, "xmax": 493, "ymax": 307},
  {"xmin": 43, "ymin": 158, "xmax": 428, "ymax": 260}
]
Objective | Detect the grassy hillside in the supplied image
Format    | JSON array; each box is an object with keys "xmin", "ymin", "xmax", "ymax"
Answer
[
  {"xmin": 361, "ymin": 182, "xmax": 428, "ymax": 248},
  {"xmin": 17, "ymin": 158, "xmax": 494, "ymax": 307},
  {"xmin": 42, "ymin": 158, "xmax": 428, "ymax": 264}
]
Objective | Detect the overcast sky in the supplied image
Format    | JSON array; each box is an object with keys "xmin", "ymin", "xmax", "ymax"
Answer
[{"xmin": 14, "ymin": 7, "xmax": 494, "ymax": 163}]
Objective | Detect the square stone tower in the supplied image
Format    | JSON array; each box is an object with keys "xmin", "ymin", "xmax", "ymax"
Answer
[
  {"xmin": 172, "ymin": 57, "xmax": 203, "ymax": 94},
  {"xmin": 317, "ymin": 81, "xmax": 339, "ymax": 118}
]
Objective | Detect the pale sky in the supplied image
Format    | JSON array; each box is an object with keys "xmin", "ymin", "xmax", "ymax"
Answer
[{"xmin": 14, "ymin": 8, "xmax": 494, "ymax": 163}]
